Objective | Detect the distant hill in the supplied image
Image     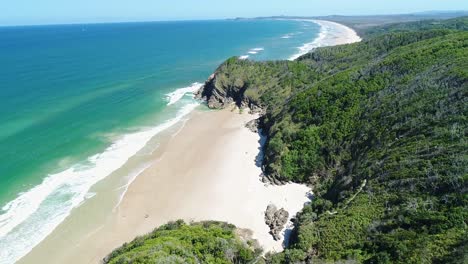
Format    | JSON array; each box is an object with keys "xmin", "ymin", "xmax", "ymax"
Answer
[
  {"xmin": 315, "ymin": 12, "xmax": 468, "ymax": 35},
  {"xmin": 233, "ymin": 11, "xmax": 468, "ymax": 36}
]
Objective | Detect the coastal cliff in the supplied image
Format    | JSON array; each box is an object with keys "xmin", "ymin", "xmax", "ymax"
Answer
[
  {"xmin": 108, "ymin": 17, "xmax": 468, "ymax": 263},
  {"xmin": 195, "ymin": 58, "xmax": 265, "ymax": 115}
]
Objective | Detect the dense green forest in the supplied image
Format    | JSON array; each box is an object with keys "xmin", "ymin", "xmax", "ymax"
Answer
[{"xmin": 107, "ymin": 17, "xmax": 467, "ymax": 263}]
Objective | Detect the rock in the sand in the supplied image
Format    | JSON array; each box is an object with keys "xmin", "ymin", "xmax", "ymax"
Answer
[
  {"xmin": 265, "ymin": 204, "xmax": 277, "ymax": 226},
  {"xmin": 259, "ymin": 171, "xmax": 289, "ymax": 186},
  {"xmin": 245, "ymin": 119, "xmax": 259, "ymax": 133},
  {"xmin": 249, "ymin": 105, "xmax": 265, "ymax": 115},
  {"xmin": 260, "ymin": 173, "xmax": 269, "ymax": 184},
  {"xmin": 264, "ymin": 204, "xmax": 289, "ymax": 241},
  {"xmin": 102, "ymin": 256, "xmax": 110, "ymax": 263},
  {"xmin": 273, "ymin": 178, "xmax": 283, "ymax": 185}
]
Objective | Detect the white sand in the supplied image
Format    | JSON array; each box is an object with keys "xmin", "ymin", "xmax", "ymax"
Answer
[
  {"xmin": 115, "ymin": 108, "xmax": 311, "ymax": 253},
  {"xmin": 289, "ymin": 19, "xmax": 362, "ymax": 60},
  {"xmin": 19, "ymin": 108, "xmax": 310, "ymax": 264},
  {"xmin": 312, "ymin": 19, "xmax": 362, "ymax": 45}
]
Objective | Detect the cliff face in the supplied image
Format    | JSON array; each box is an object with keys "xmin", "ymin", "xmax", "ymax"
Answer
[
  {"xmin": 195, "ymin": 58, "xmax": 265, "ymax": 114},
  {"xmin": 195, "ymin": 73, "xmax": 235, "ymax": 109},
  {"xmin": 195, "ymin": 73, "xmax": 264, "ymax": 113}
]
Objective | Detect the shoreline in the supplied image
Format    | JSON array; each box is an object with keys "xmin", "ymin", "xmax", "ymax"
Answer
[
  {"xmin": 289, "ymin": 19, "xmax": 362, "ymax": 60},
  {"xmin": 15, "ymin": 19, "xmax": 361, "ymax": 264},
  {"xmin": 18, "ymin": 107, "xmax": 311, "ymax": 264}
]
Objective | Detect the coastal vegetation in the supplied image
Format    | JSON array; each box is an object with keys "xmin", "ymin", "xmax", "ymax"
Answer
[
  {"xmin": 104, "ymin": 220, "xmax": 261, "ymax": 264},
  {"xmin": 108, "ymin": 17, "xmax": 467, "ymax": 263}
]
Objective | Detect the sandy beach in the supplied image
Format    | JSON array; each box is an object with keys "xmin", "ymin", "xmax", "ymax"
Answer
[
  {"xmin": 312, "ymin": 19, "xmax": 362, "ymax": 45},
  {"xmin": 18, "ymin": 107, "xmax": 311, "ymax": 264},
  {"xmin": 17, "ymin": 20, "xmax": 361, "ymax": 264},
  {"xmin": 115, "ymin": 108, "xmax": 312, "ymax": 250},
  {"xmin": 289, "ymin": 19, "xmax": 362, "ymax": 60}
]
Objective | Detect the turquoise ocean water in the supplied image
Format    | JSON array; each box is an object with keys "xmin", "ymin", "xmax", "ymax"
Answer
[{"xmin": 0, "ymin": 19, "xmax": 321, "ymax": 263}]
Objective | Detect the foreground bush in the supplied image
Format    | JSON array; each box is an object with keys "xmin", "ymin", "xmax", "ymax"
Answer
[{"xmin": 104, "ymin": 220, "xmax": 262, "ymax": 264}]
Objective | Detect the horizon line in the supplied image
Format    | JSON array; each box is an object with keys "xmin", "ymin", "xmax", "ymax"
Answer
[{"xmin": 1, "ymin": 9, "xmax": 467, "ymax": 28}]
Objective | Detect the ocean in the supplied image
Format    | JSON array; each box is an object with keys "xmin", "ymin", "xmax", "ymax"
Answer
[{"xmin": 0, "ymin": 19, "xmax": 321, "ymax": 263}]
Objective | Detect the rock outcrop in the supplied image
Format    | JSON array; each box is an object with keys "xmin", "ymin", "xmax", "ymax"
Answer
[
  {"xmin": 264, "ymin": 204, "xmax": 289, "ymax": 241},
  {"xmin": 245, "ymin": 119, "xmax": 259, "ymax": 133},
  {"xmin": 194, "ymin": 67, "xmax": 263, "ymax": 113},
  {"xmin": 260, "ymin": 173, "xmax": 288, "ymax": 185}
]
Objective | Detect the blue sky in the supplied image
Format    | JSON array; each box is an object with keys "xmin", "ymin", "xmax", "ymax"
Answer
[{"xmin": 1, "ymin": 0, "xmax": 467, "ymax": 26}]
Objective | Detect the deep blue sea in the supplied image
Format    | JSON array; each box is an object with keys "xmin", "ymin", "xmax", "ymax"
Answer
[{"xmin": 0, "ymin": 19, "xmax": 321, "ymax": 263}]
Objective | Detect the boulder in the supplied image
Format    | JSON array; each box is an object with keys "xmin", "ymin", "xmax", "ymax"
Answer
[
  {"xmin": 264, "ymin": 204, "xmax": 289, "ymax": 241},
  {"xmin": 245, "ymin": 119, "xmax": 259, "ymax": 133}
]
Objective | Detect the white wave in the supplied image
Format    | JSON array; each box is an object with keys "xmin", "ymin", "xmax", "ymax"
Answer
[
  {"xmin": 289, "ymin": 23, "xmax": 328, "ymax": 61},
  {"xmin": 0, "ymin": 102, "xmax": 199, "ymax": 264},
  {"xmin": 282, "ymin": 32, "xmax": 302, "ymax": 39},
  {"xmin": 244, "ymin": 47, "xmax": 264, "ymax": 56},
  {"xmin": 165, "ymin": 83, "xmax": 203, "ymax": 105}
]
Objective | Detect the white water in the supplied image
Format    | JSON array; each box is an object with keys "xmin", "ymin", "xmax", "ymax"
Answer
[
  {"xmin": 289, "ymin": 22, "xmax": 328, "ymax": 60},
  {"xmin": 240, "ymin": 47, "xmax": 264, "ymax": 60},
  {"xmin": 281, "ymin": 32, "xmax": 302, "ymax": 39},
  {"xmin": 0, "ymin": 103, "xmax": 199, "ymax": 264},
  {"xmin": 165, "ymin": 82, "xmax": 203, "ymax": 105}
]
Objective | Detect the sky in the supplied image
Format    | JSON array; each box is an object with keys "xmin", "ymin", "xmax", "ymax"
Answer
[{"xmin": 1, "ymin": 0, "xmax": 467, "ymax": 26}]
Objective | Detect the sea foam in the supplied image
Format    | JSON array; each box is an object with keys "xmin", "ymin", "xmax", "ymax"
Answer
[
  {"xmin": 241, "ymin": 47, "xmax": 264, "ymax": 59},
  {"xmin": 0, "ymin": 102, "xmax": 198, "ymax": 264},
  {"xmin": 289, "ymin": 24, "xmax": 327, "ymax": 60},
  {"xmin": 166, "ymin": 82, "xmax": 203, "ymax": 105}
]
